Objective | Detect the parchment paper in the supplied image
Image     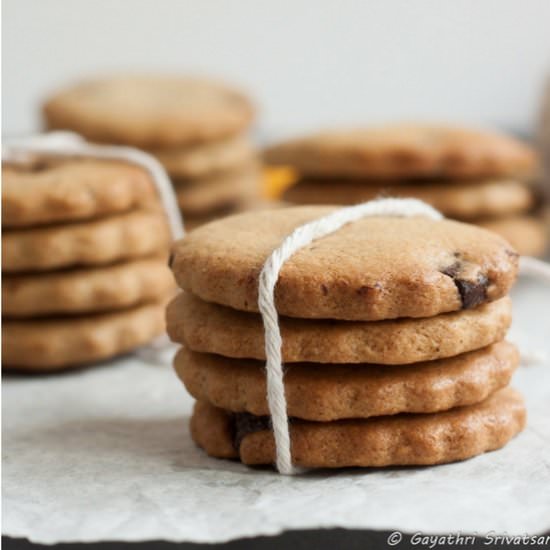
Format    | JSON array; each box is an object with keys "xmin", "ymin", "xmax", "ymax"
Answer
[{"xmin": 3, "ymin": 280, "xmax": 550, "ymax": 544}]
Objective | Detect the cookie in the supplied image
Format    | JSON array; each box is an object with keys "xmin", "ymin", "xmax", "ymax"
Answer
[
  {"xmin": 479, "ymin": 215, "xmax": 548, "ymax": 258},
  {"xmin": 4, "ymin": 257, "xmax": 174, "ymax": 317},
  {"xmin": 265, "ymin": 125, "xmax": 536, "ymax": 179},
  {"xmin": 283, "ymin": 177, "xmax": 534, "ymax": 220},
  {"xmin": 153, "ymin": 135, "xmax": 255, "ymax": 179},
  {"xmin": 170, "ymin": 206, "xmax": 519, "ymax": 321},
  {"xmin": 175, "ymin": 164, "xmax": 260, "ymax": 215},
  {"xmin": 3, "ymin": 301, "xmax": 165, "ymax": 371},
  {"xmin": 43, "ymin": 76, "xmax": 254, "ymax": 148},
  {"xmin": 3, "ymin": 210, "xmax": 170, "ymax": 273},
  {"xmin": 176, "ymin": 342, "xmax": 518, "ymax": 421},
  {"xmin": 191, "ymin": 388, "xmax": 525, "ymax": 467},
  {"xmin": 167, "ymin": 293, "xmax": 511, "ymax": 365},
  {"xmin": 2, "ymin": 158, "xmax": 157, "ymax": 228}
]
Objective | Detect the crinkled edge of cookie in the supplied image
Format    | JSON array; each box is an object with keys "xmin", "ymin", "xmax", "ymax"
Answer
[
  {"xmin": 167, "ymin": 293, "xmax": 512, "ymax": 364},
  {"xmin": 3, "ymin": 257, "xmax": 174, "ymax": 317},
  {"xmin": 176, "ymin": 342, "xmax": 519, "ymax": 421},
  {"xmin": 3, "ymin": 209, "xmax": 170, "ymax": 272},
  {"xmin": 2, "ymin": 301, "xmax": 166, "ymax": 370}
]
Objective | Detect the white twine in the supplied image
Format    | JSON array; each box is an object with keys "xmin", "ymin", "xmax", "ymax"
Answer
[
  {"xmin": 2, "ymin": 131, "xmax": 184, "ymax": 239},
  {"xmin": 258, "ymin": 198, "xmax": 443, "ymax": 474}
]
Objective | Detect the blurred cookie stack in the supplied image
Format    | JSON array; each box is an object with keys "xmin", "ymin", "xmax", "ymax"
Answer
[
  {"xmin": 2, "ymin": 158, "xmax": 173, "ymax": 371},
  {"xmin": 43, "ymin": 76, "xmax": 261, "ymax": 229},
  {"xmin": 166, "ymin": 206, "xmax": 525, "ymax": 468},
  {"xmin": 266, "ymin": 124, "xmax": 547, "ymax": 256}
]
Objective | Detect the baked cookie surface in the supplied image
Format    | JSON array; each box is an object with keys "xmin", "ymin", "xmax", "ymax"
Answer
[
  {"xmin": 4, "ymin": 257, "xmax": 174, "ymax": 317},
  {"xmin": 2, "ymin": 159, "xmax": 157, "ymax": 228},
  {"xmin": 171, "ymin": 206, "xmax": 519, "ymax": 320},
  {"xmin": 191, "ymin": 387, "xmax": 526, "ymax": 467},
  {"xmin": 167, "ymin": 293, "xmax": 511, "ymax": 364},
  {"xmin": 3, "ymin": 301, "xmax": 165, "ymax": 371},
  {"xmin": 265, "ymin": 125, "xmax": 536, "ymax": 178},
  {"xmin": 43, "ymin": 76, "xmax": 254, "ymax": 148},
  {"xmin": 177, "ymin": 342, "xmax": 518, "ymax": 421},
  {"xmin": 3, "ymin": 210, "xmax": 170, "ymax": 272},
  {"xmin": 283, "ymin": 177, "xmax": 534, "ymax": 220}
]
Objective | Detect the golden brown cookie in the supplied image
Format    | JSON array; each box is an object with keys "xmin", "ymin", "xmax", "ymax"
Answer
[
  {"xmin": 176, "ymin": 342, "xmax": 518, "ymax": 421},
  {"xmin": 265, "ymin": 125, "xmax": 536, "ymax": 179},
  {"xmin": 43, "ymin": 76, "xmax": 254, "ymax": 148},
  {"xmin": 3, "ymin": 210, "xmax": 170, "ymax": 273},
  {"xmin": 2, "ymin": 159, "xmax": 157, "ymax": 228},
  {"xmin": 283, "ymin": 177, "xmax": 534, "ymax": 220},
  {"xmin": 167, "ymin": 293, "xmax": 511, "ymax": 364},
  {"xmin": 154, "ymin": 135, "xmax": 255, "ymax": 179},
  {"xmin": 175, "ymin": 164, "xmax": 260, "ymax": 215},
  {"xmin": 4, "ymin": 257, "xmax": 174, "ymax": 317},
  {"xmin": 191, "ymin": 388, "xmax": 526, "ymax": 467},
  {"xmin": 479, "ymin": 215, "xmax": 548, "ymax": 257},
  {"xmin": 170, "ymin": 206, "xmax": 519, "ymax": 321},
  {"xmin": 3, "ymin": 301, "xmax": 166, "ymax": 371}
]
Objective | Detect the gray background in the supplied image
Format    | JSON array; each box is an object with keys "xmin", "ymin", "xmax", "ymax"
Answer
[{"xmin": 3, "ymin": 0, "xmax": 550, "ymax": 139}]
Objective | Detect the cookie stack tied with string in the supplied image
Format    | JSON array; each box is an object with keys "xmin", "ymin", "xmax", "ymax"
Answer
[
  {"xmin": 266, "ymin": 124, "xmax": 547, "ymax": 257},
  {"xmin": 167, "ymin": 201, "xmax": 526, "ymax": 470},
  {"xmin": 43, "ymin": 75, "xmax": 261, "ymax": 229},
  {"xmin": 2, "ymin": 153, "xmax": 174, "ymax": 372}
]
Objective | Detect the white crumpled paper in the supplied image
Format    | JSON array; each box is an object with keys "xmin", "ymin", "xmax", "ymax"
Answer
[{"xmin": 3, "ymin": 281, "xmax": 550, "ymax": 544}]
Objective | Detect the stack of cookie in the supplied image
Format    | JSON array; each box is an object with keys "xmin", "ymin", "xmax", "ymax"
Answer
[
  {"xmin": 2, "ymin": 158, "xmax": 173, "ymax": 371},
  {"xmin": 43, "ymin": 75, "xmax": 261, "ymax": 229},
  {"xmin": 167, "ymin": 206, "xmax": 525, "ymax": 469},
  {"xmin": 266, "ymin": 124, "xmax": 547, "ymax": 256}
]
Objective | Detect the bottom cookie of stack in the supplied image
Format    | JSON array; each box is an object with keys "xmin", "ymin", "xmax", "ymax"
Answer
[{"xmin": 190, "ymin": 389, "xmax": 525, "ymax": 468}]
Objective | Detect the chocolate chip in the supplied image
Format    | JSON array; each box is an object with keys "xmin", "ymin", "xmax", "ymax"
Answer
[
  {"xmin": 232, "ymin": 413, "xmax": 271, "ymax": 450},
  {"xmin": 441, "ymin": 261, "xmax": 489, "ymax": 309},
  {"xmin": 453, "ymin": 275, "xmax": 488, "ymax": 309},
  {"xmin": 321, "ymin": 284, "xmax": 328, "ymax": 296},
  {"xmin": 167, "ymin": 252, "xmax": 174, "ymax": 269},
  {"xmin": 356, "ymin": 285, "xmax": 371, "ymax": 297}
]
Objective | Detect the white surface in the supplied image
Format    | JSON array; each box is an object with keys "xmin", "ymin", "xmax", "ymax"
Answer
[
  {"xmin": 2, "ymin": 279, "xmax": 550, "ymax": 544},
  {"xmin": 3, "ymin": 0, "xmax": 550, "ymax": 138}
]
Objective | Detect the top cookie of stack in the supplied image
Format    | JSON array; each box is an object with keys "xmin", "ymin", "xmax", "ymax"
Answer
[
  {"xmin": 43, "ymin": 75, "xmax": 261, "ymax": 228},
  {"xmin": 2, "ymin": 157, "xmax": 173, "ymax": 371},
  {"xmin": 266, "ymin": 124, "xmax": 546, "ymax": 256},
  {"xmin": 167, "ymin": 206, "xmax": 525, "ymax": 469}
]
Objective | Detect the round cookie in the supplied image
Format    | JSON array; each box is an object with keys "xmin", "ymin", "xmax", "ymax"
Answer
[
  {"xmin": 43, "ymin": 76, "xmax": 254, "ymax": 148},
  {"xmin": 191, "ymin": 388, "xmax": 526, "ymax": 467},
  {"xmin": 167, "ymin": 293, "xmax": 511, "ymax": 365},
  {"xmin": 3, "ymin": 301, "xmax": 165, "ymax": 371},
  {"xmin": 4, "ymin": 257, "xmax": 174, "ymax": 317},
  {"xmin": 3, "ymin": 210, "xmax": 170, "ymax": 272},
  {"xmin": 283, "ymin": 178, "xmax": 534, "ymax": 220},
  {"xmin": 170, "ymin": 206, "xmax": 519, "ymax": 321},
  {"xmin": 265, "ymin": 125, "xmax": 536, "ymax": 179},
  {"xmin": 2, "ymin": 159, "xmax": 157, "ymax": 228},
  {"xmin": 154, "ymin": 135, "xmax": 255, "ymax": 179},
  {"xmin": 175, "ymin": 164, "xmax": 260, "ymax": 215},
  {"xmin": 176, "ymin": 342, "xmax": 518, "ymax": 421},
  {"xmin": 479, "ymin": 215, "xmax": 548, "ymax": 257}
]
